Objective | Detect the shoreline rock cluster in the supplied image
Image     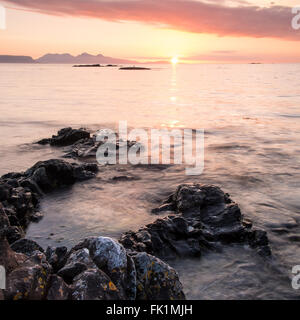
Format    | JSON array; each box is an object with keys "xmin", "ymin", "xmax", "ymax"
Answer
[
  {"xmin": 37, "ymin": 127, "xmax": 138, "ymax": 159},
  {"xmin": 121, "ymin": 184, "xmax": 271, "ymax": 259},
  {"xmin": 0, "ymin": 128, "xmax": 272, "ymax": 300},
  {"xmin": 0, "ymin": 235, "xmax": 184, "ymax": 300},
  {"xmin": 0, "ymin": 159, "xmax": 98, "ymax": 244}
]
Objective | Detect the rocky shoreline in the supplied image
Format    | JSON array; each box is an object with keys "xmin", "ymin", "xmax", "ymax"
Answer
[{"xmin": 0, "ymin": 128, "xmax": 272, "ymax": 300}]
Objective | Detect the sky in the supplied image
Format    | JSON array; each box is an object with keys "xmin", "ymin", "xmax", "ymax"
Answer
[{"xmin": 0, "ymin": 0, "xmax": 300, "ymax": 63}]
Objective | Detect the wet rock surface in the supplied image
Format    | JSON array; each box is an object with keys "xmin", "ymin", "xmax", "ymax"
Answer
[
  {"xmin": 0, "ymin": 159, "xmax": 98, "ymax": 244},
  {"xmin": 37, "ymin": 127, "xmax": 90, "ymax": 146},
  {"xmin": 120, "ymin": 184, "xmax": 272, "ymax": 258},
  {"xmin": 37, "ymin": 127, "xmax": 139, "ymax": 160}
]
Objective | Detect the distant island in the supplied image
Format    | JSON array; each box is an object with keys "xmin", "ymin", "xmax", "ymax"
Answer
[
  {"xmin": 0, "ymin": 52, "xmax": 170, "ymax": 64},
  {"xmin": 119, "ymin": 66, "xmax": 151, "ymax": 70},
  {"xmin": 73, "ymin": 64, "xmax": 118, "ymax": 68},
  {"xmin": 0, "ymin": 52, "xmax": 137, "ymax": 64}
]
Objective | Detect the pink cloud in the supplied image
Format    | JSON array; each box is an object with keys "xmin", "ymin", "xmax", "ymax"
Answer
[{"xmin": 3, "ymin": 0, "xmax": 299, "ymax": 40}]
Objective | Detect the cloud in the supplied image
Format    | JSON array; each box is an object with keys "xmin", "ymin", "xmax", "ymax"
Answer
[{"xmin": 3, "ymin": 0, "xmax": 299, "ymax": 40}]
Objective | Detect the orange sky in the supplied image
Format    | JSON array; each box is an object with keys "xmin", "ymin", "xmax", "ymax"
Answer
[{"xmin": 0, "ymin": 0, "xmax": 300, "ymax": 63}]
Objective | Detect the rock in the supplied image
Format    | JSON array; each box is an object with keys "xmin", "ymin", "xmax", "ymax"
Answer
[
  {"xmin": 132, "ymin": 252, "xmax": 185, "ymax": 300},
  {"xmin": 46, "ymin": 275, "xmax": 70, "ymax": 300},
  {"xmin": 30, "ymin": 211, "xmax": 44, "ymax": 222},
  {"xmin": 4, "ymin": 251, "xmax": 52, "ymax": 300},
  {"xmin": 56, "ymin": 129, "xmax": 139, "ymax": 160},
  {"xmin": 37, "ymin": 127, "xmax": 90, "ymax": 146},
  {"xmin": 57, "ymin": 262, "xmax": 88, "ymax": 284},
  {"xmin": 0, "ymin": 237, "xmax": 52, "ymax": 300},
  {"xmin": 45, "ymin": 246, "xmax": 68, "ymax": 273},
  {"xmin": 57, "ymin": 248, "xmax": 96, "ymax": 284},
  {"xmin": 110, "ymin": 175, "xmax": 140, "ymax": 183},
  {"xmin": 5, "ymin": 226, "xmax": 24, "ymax": 244},
  {"xmin": 25, "ymin": 159, "xmax": 96, "ymax": 192},
  {"xmin": 120, "ymin": 184, "xmax": 271, "ymax": 258},
  {"xmin": 0, "ymin": 234, "xmax": 27, "ymax": 274},
  {"xmin": 0, "ymin": 204, "xmax": 10, "ymax": 235},
  {"xmin": 0, "ymin": 182, "xmax": 11, "ymax": 201},
  {"xmin": 0, "ymin": 159, "xmax": 98, "ymax": 245},
  {"xmin": 70, "ymin": 269, "xmax": 122, "ymax": 300},
  {"xmin": 11, "ymin": 239, "xmax": 44, "ymax": 256},
  {"xmin": 72, "ymin": 237, "xmax": 136, "ymax": 299}
]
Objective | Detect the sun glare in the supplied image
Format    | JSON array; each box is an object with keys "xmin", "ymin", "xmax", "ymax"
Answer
[{"xmin": 171, "ymin": 57, "xmax": 179, "ymax": 64}]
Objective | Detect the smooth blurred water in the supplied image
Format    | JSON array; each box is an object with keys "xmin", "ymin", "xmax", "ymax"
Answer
[{"xmin": 0, "ymin": 63, "xmax": 299, "ymax": 299}]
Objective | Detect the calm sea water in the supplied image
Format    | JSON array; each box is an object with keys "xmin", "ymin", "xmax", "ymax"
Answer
[{"xmin": 0, "ymin": 63, "xmax": 299, "ymax": 299}]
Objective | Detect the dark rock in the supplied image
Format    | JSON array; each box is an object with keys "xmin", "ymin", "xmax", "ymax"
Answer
[
  {"xmin": 120, "ymin": 184, "xmax": 271, "ymax": 258},
  {"xmin": 0, "ymin": 182, "xmax": 11, "ymax": 201},
  {"xmin": 110, "ymin": 175, "xmax": 140, "ymax": 182},
  {"xmin": 46, "ymin": 275, "xmax": 70, "ymax": 300},
  {"xmin": 57, "ymin": 262, "xmax": 88, "ymax": 284},
  {"xmin": 70, "ymin": 269, "xmax": 122, "ymax": 300},
  {"xmin": 0, "ymin": 159, "xmax": 98, "ymax": 247},
  {"xmin": 151, "ymin": 203, "xmax": 175, "ymax": 214},
  {"xmin": 11, "ymin": 239, "xmax": 44, "ymax": 256},
  {"xmin": 132, "ymin": 252, "xmax": 185, "ymax": 300},
  {"xmin": 0, "ymin": 204, "xmax": 10, "ymax": 235},
  {"xmin": 0, "ymin": 237, "xmax": 52, "ymax": 300},
  {"xmin": 30, "ymin": 211, "xmax": 44, "ymax": 222},
  {"xmin": 46, "ymin": 246, "xmax": 68, "ymax": 273},
  {"xmin": 25, "ymin": 159, "xmax": 98, "ymax": 192},
  {"xmin": 5, "ymin": 226, "xmax": 24, "ymax": 244},
  {"xmin": 37, "ymin": 127, "xmax": 90, "ymax": 146},
  {"xmin": 71, "ymin": 237, "xmax": 136, "ymax": 300},
  {"xmin": 56, "ymin": 248, "xmax": 96, "ymax": 283},
  {"xmin": 4, "ymin": 251, "xmax": 52, "ymax": 300}
]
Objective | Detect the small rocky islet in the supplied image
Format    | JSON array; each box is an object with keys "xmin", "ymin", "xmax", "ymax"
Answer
[{"xmin": 0, "ymin": 127, "xmax": 272, "ymax": 300}]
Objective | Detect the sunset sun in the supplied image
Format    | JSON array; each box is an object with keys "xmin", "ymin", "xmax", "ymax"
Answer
[{"xmin": 171, "ymin": 57, "xmax": 179, "ymax": 64}]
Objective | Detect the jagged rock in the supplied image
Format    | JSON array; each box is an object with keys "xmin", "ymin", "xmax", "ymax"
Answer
[
  {"xmin": 72, "ymin": 237, "xmax": 136, "ymax": 300},
  {"xmin": 57, "ymin": 248, "xmax": 96, "ymax": 284},
  {"xmin": 45, "ymin": 246, "xmax": 68, "ymax": 273},
  {"xmin": 37, "ymin": 127, "xmax": 90, "ymax": 146},
  {"xmin": 0, "ymin": 236, "xmax": 52, "ymax": 300},
  {"xmin": 11, "ymin": 239, "xmax": 44, "ymax": 256},
  {"xmin": 120, "ymin": 184, "xmax": 272, "ymax": 258},
  {"xmin": 0, "ymin": 234, "xmax": 27, "ymax": 274},
  {"xmin": 0, "ymin": 204, "xmax": 10, "ymax": 234},
  {"xmin": 70, "ymin": 269, "xmax": 122, "ymax": 300},
  {"xmin": 132, "ymin": 252, "xmax": 185, "ymax": 300},
  {"xmin": 0, "ymin": 159, "xmax": 98, "ymax": 244},
  {"xmin": 5, "ymin": 226, "xmax": 24, "ymax": 244},
  {"xmin": 57, "ymin": 262, "xmax": 88, "ymax": 284},
  {"xmin": 24, "ymin": 159, "xmax": 98, "ymax": 192},
  {"xmin": 46, "ymin": 275, "xmax": 70, "ymax": 300},
  {"xmin": 4, "ymin": 251, "xmax": 52, "ymax": 300}
]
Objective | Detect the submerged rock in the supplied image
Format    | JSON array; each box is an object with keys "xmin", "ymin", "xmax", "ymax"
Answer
[
  {"xmin": 37, "ymin": 127, "xmax": 90, "ymax": 146},
  {"xmin": 37, "ymin": 127, "xmax": 140, "ymax": 160},
  {"xmin": 120, "ymin": 184, "xmax": 272, "ymax": 258}
]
